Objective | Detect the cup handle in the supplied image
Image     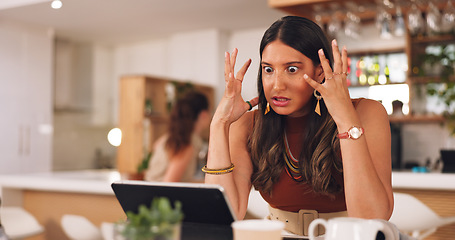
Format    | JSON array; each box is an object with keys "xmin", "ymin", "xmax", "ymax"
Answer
[
  {"xmin": 309, "ymin": 219, "xmax": 327, "ymax": 240},
  {"xmin": 377, "ymin": 220, "xmax": 399, "ymax": 240}
]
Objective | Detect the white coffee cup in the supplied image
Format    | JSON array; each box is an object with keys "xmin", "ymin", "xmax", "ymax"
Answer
[
  {"xmin": 308, "ymin": 217, "xmax": 398, "ymax": 240},
  {"xmin": 231, "ymin": 219, "xmax": 284, "ymax": 240}
]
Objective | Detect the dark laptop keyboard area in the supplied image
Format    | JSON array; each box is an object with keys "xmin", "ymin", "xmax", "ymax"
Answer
[{"xmin": 181, "ymin": 222, "xmax": 232, "ymax": 240}]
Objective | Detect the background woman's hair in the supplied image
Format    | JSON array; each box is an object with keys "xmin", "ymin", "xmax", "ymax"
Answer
[
  {"xmin": 250, "ymin": 16, "xmax": 343, "ymax": 196},
  {"xmin": 166, "ymin": 91, "xmax": 208, "ymax": 155}
]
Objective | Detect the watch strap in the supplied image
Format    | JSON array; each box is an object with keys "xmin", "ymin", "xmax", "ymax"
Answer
[{"xmin": 337, "ymin": 132, "xmax": 350, "ymax": 139}]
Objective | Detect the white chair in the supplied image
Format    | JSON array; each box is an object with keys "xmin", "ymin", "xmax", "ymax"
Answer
[
  {"xmin": 247, "ymin": 188, "xmax": 270, "ymax": 219},
  {"xmin": 0, "ymin": 207, "xmax": 44, "ymax": 239},
  {"xmin": 100, "ymin": 222, "xmax": 116, "ymax": 240},
  {"xmin": 389, "ymin": 192, "xmax": 455, "ymax": 239},
  {"xmin": 61, "ymin": 214, "xmax": 103, "ymax": 240}
]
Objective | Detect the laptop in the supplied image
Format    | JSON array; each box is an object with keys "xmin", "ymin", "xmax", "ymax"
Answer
[
  {"xmin": 111, "ymin": 180, "xmax": 236, "ymax": 240},
  {"xmin": 440, "ymin": 150, "xmax": 455, "ymax": 173}
]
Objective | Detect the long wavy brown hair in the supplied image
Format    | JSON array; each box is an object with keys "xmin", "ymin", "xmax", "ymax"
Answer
[
  {"xmin": 165, "ymin": 91, "xmax": 208, "ymax": 155},
  {"xmin": 249, "ymin": 16, "xmax": 343, "ymax": 196}
]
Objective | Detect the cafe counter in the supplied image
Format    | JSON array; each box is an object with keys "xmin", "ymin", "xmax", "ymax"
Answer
[
  {"xmin": 392, "ymin": 171, "xmax": 455, "ymax": 240},
  {"xmin": 0, "ymin": 170, "xmax": 454, "ymax": 240},
  {"xmin": 0, "ymin": 169, "xmax": 125, "ymax": 240}
]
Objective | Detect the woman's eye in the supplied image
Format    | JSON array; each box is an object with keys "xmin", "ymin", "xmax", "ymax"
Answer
[
  {"xmin": 264, "ymin": 66, "xmax": 273, "ymax": 73},
  {"xmin": 288, "ymin": 66, "xmax": 298, "ymax": 73}
]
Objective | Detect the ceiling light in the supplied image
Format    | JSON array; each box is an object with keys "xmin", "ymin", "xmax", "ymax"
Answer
[{"xmin": 51, "ymin": 0, "xmax": 62, "ymax": 9}]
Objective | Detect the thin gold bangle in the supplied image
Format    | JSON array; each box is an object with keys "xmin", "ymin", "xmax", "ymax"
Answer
[{"xmin": 201, "ymin": 163, "xmax": 235, "ymax": 175}]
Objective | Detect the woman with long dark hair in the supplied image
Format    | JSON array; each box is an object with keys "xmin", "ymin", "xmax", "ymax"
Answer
[
  {"xmin": 145, "ymin": 91, "xmax": 210, "ymax": 182},
  {"xmin": 204, "ymin": 16, "xmax": 393, "ymax": 237}
]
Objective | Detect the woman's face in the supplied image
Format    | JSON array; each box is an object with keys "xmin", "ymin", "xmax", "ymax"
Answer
[{"xmin": 261, "ymin": 40, "xmax": 323, "ymax": 117}]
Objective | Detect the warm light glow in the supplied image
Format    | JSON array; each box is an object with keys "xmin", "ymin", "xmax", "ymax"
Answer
[
  {"xmin": 369, "ymin": 84, "xmax": 409, "ymax": 115},
  {"xmin": 108, "ymin": 128, "xmax": 122, "ymax": 147},
  {"xmin": 359, "ymin": 74, "xmax": 367, "ymax": 85},
  {"xmin": 51, "ymin": 0, "xmax": 62, "ymax": 9},
  {"xmin": 378, "ymin": 75, "xmax": 387, "ymax": 85},
  {"xmin": 367, "ymin": 76, "xmax": 375, "ymax": 85}
]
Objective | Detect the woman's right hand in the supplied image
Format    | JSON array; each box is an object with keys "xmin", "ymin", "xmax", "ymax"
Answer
[{"xmin": 212, "ymin": 48, "xmax": 259, "ymax": 125}]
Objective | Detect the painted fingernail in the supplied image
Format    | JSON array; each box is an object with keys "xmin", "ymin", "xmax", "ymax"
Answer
[
  {"xmin": 225, "ymin": 52, "xmax": 228, "ymax": 57},
  {"xmin": 333, "ymin": 39, "xmax": 338, "ymax": 46},
  {"xmin": 319, "ymin": 49, "xmax": 324, "ymax": 56},
  {"xmin": 343, "ymin": 46, "xmax": 347, "ymax": 51},
  {"xmin": 303, "ymin": 74, "xmax": 308, "ymax": 79}
]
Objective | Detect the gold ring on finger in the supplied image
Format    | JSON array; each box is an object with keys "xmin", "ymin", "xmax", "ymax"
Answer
[
  {"xmin": 326, "ymin": 76, "xmax": 333, "ymax": 80},
  {"xmin": 333, "ymin": 72, "xmax": 343, "ymax": 75}
]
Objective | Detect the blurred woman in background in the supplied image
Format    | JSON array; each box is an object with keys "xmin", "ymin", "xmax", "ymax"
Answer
[{"xmin": 145, "ymin": 91, "xmax": 211, "ymax": 182}]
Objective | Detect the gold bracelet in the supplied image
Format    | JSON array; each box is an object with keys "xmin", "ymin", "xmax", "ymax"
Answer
[{"xmin": 201, "ymin": 163, "xmax": 235, "ymax": 175}]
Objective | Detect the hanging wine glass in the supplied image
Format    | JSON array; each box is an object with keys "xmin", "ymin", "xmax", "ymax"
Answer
[
  {"xmin": 313, "ymin": 4, "xmax": 326, "ymax": 32},
  {"xmin": 378, "ymin": 7, "xmax": 393, "ymax": 39},
  {"xmin": 344, "ymin": 1, "xmax": 361, "ymax": 39},
  {"xmin": 345, "ymin": 11, "xmax": 361, "ymax": 39},
  {"xmin": 375, "ymin": 4, "xmax": 386, "ymax": 30},
  {"xmin": 407, "ymin": 2, "xmax": 425, "ymax": 36},
  {"xmin": 326, "ymin": 3, "xmax": 342, "ymax": 40},
  {"xmin": 394, "ymin": 5, "xmax": 406, "ymax": 36},
  {"xmin": 426, "ymin": 2, "xmax": 441, "ymax": 36},
  {"xmin": 441, "ymin": 0, "xmax": 455, "ymax": 33},
  {"xmin": 327, "ymin": 12, "xmax": 342, "ymax": 39}
]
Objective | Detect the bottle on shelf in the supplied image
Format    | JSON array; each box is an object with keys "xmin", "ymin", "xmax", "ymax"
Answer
[{"xmin": 357, "ymin": 57, "xmax": 367, "ymax": 85}]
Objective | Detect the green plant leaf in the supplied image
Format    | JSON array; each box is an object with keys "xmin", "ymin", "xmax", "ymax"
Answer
[{"xmin": 121, "ymin": 197, "xmax": 184, "ymax": 239}]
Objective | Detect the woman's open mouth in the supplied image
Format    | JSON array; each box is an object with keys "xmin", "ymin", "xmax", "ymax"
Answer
[{"xmin": 272, "ymin": 97, "xmax": 290, "ymax": 107}]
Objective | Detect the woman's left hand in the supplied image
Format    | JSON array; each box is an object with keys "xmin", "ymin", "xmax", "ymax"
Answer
[{"xmin": 303, "ymin": 39, "xmax": 355, "ymax": 123}]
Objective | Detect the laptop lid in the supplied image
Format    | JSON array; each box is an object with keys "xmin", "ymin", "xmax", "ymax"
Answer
[
  {"xmin": 440, "ymin": 150, "xmax": 455, "ymax": 173},
  {"xmin": 111, "ymin": 180, "xmax": 237, "ymax": 226}
]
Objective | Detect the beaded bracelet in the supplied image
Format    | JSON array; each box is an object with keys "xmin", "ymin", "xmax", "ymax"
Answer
[{"xmin": 201, "ymin": 163, "xmax": 235, "ymax": 175}]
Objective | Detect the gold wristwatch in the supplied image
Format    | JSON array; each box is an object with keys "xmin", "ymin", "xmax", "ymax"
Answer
[{"xmin": 337, "ymin": 126, "xmax": 364, "ymax": 140}]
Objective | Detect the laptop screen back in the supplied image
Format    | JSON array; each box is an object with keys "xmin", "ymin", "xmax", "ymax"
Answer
[
  {"xmin": 441, "ymin": 150, "xmax": 455, "ymax": 173},
  {"xmin": 111, "ymin": 180, "xmax": 236, "ymax": 226}
]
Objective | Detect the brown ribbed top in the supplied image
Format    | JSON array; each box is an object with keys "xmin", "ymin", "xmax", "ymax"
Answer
[{"xmin": 258, "ymin": 98, "xmax": 363, "ymax": 213}]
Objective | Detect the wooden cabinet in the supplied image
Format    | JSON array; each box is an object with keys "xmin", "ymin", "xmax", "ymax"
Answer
[{"xmin": 116, "ymin": 75, "xmax": 214, "ymax": 175}]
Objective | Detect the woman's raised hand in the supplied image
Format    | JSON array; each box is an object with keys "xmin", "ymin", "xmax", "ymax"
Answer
[
  {"xmin": 212, "ymin": 48, "xmax": 259, "ymax": 125},
  {"xmin": 304, "ymin": 39, "xmax": 354, "ymax": 123}
]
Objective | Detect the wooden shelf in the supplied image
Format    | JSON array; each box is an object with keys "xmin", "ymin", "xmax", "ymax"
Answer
[
  {"xmin": 389, "ymin": 115, "xmax": 446, "ymax": 124},
  {"xmin": 268, "ymin": 0, "xmax": 377, "ymax": 22},
  {"xmin": 409, "ymin": 76, "xmax": 455, "ymax": 84},
  {"xmin": 144, "ymin": 114, "xmax": 169, "ymax": 121},
  {"xmin": 116, "ymin": 75, "xmax": 214, "ymax": 174},
  {"xmin": 268, "ymin": 0, "xmax": 450, "ymax": 23},
  {"xmin": 410, "ymin": 34, "xmax": 455, "ymax": 44},
  {"xmin": 348, "ymin": 47, "xmax": 405, "ymax": 56},
  {"xmin": 348, "ymin": 82, "xmax": 407, "ymax": 88}
]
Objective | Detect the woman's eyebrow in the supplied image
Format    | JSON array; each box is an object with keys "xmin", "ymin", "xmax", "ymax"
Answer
[
  {"xmin": 285, "ymin": 61, "xmax": 303, "ymax": 65},
  {"xmin": 260, "ymin": 61, "xmax": 303, "ymax": 65}
]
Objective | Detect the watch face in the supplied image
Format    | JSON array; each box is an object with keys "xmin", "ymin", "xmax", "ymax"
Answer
[{"xmin": 349, "ymin": 127, "xmax": 362, "ymax": 139}]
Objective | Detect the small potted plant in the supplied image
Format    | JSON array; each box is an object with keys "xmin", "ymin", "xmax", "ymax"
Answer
[
  {"xmin": 126, "ymin": 152, "xmax": 152, "ymax": 180},
  {"xmin": 116, "ymin": 197, "xmax": 184, "ymax": 240}
]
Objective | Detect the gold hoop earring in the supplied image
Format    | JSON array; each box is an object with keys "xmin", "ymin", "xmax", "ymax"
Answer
[
  {"xmin": 314, "ymin": 90, "xmax": 322, "ymax": 116},
  {"xmin": 264, "ymin": 102, "xmax": 270, "ymax": 115}
]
